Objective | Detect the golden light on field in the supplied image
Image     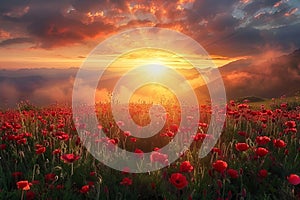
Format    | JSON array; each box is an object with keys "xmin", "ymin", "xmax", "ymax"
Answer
[{"xmin": 128, "ymin": 83, "xmax": 178, "ymax": 104}]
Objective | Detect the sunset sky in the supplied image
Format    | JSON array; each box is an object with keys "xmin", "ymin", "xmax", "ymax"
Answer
[{"xmin": 0, "ymin": 0, "xmax": 299, "ymax": 69}]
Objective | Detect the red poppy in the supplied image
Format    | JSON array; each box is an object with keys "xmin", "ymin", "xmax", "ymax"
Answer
[
  {"xmin": 107, "ymin": 139, "xmax": 117, "ymax": 151},
  {"xmin": 170, "ymin": 124, "xmax": 179, "ymax": 133},
  {"xmin": 199, "ymin": 122, "xmax": 208, "ymax": 128},
  {"xmin": 256, "ymin": 136, "xmax": 271, "ymax": 146},
  {"xmin": 45, "ymin": 173, "xmax": 56, "ymax": 182},
  {"xmin": 238, "ymin": 104, "xmax": 249, "ymax": 109},
  {"xmin": 212, "ymin": 160, "xmax": 228, "ymax": 173},
  {"xmin": 153, "ymin": 147, "xmax": 160, "ymax": 151},
  {"xmin": 0, "ymin": 144, "xmax": 6, "ymax": 150},
  {"xmin": 193, "ymin": 133, "xmax": 207, "ymax": 142},
  {"xmin": 258, "ymin": 169, "xmax": 268, "ymax": 178},
  {"xmin": 235, "ymin": 143, "xmax": 249, "ymax": 152},
  {"xmin": 56, "ymin": 185, "xmax": 64, "ymax": 190},
  {"xmin": 36, "ymin": 146, "xmax": 46, "ymax": 154},
  {"xmin": 29, "ymin": 180, "xmax": 39, "ymax": 185},
  {"xmin": 211, "ymin": 147, "xmax": 222, "ymax": 155},
  {"xmin": 80, "ymin": 185, "xmax": 90, "ymax": 193},
  {"xmin": 120, "ymin": 177, "xmax": 133, "ymax": 186},
  {"xmin": 166, "ymin": 131, "xmax": 175, "ymax": 138},
  {"xmin": 123, "ymin": 131, "xmax": 131, "ymax": 137},
  {"xmin": 285, "ymin": 121, "xmax": 296, "ymax": 128},
  {"xmin": 287, "ymin": 174, "xmax": 300, "ymax": 185},
  {"xmin": 180, "ymin": 161, "xmax": 194, "ymax": 173},
  {"xmin": 273, "ymin": 139, "xmax": 286, "ymax": 148},
  {"xmin": 90, "ymin": 171, "xmax": 96, "ymax": 176},
  {"xmin": 122, "ymin": 167, "xmax": 130, "ymax": 174},
  {"xmin": 150, "ymin": 151, "xmax": 168, "ymax": 165},
  {"xmin": 134, "ymin": 148, "xmax": 144, "ymax": 158},
  {"xmin": 12, "ymin": 171, "xmax": 22, "ymax": 178},
  {"xmin": 60, "ymin": 154, "xmax": 80, "ymax": 163},
  {"xmin": 237, "ymin": 131, "xmax": 247, "ymax": 137},
  {"xmin": 108, "ymin": 138, "xmax": 118, "ymax": 145},
  {"xmin": 286, "ymin": 128, "xmax": 297, "ymax": 133},
  {"xmin": 57, "ymin": 133, "xmax": 69, "ymax": 141},
  {"xmin": 169, "ymin": 173, "xmax": 188, "ymax": 189},
  {"xmin": 255, "ymin": 147, "xmax": 269, "ymax": 157},
  {"xmin": 16, "ymin": 180, "xmax": 30, "ymax": 190},
  {"xmin": 88, "ymin": 181, "xmax": 94, "ymax": 186},
  {"xmin": 227, "ymin": 169, "xmax": 239, "ymax": 179},
  {"xmin": 52, "ymin": 149, "xmax": 61, "ymax": 155},
  {"xmin": 116, "ymin": 120, "xmax": 125, "ymax": 127},
  {"xmin": 17, "ymin": 138, "xmax": 27, "ymax": 145}
]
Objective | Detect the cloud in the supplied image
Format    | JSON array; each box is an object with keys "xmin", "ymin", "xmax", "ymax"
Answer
[
  {"xmin": 0, "ymin": 69, "xmax": 76, "ymax": 107},
  {"xmin": 31, "ymin": 78, "xmax": 73, "ymax": 105},
  {"xmin": 218, "ymin": 49, "xmax": 300, "ymax": 98},
  {"xmin": 242, "ymin": 0, "xmax": 280, "ymax": 14},
  {"xmin": 28, "ymin": 18, "xmax": 115, "ymax": 48},
  {"xmin": 0, "ymin": 0, "xmax": 29, "ymax": 13},
  {"xmin": 207, "ymin": 13, "xmax": 239, "ymax": 32},
  {"xmin": 0, "ymin": 0, "xmax": 299, "ymax": 57},
  {"xmin": 0, "ymin": 29, "xmax": 11, "ymax": 39},
  {"xmin": 0, "ymin": 37, "xmax": 33, "ymax": 47},
  {"xmin": 0, "ymin": 81, "xmax": 20, "ymax": 108}
]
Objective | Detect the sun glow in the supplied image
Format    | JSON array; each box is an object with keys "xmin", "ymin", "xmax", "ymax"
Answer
[
  {"xmin": 146, "ymin": 63, "xmax": 167, "ymax": 76},
  {"xmin": 95, "ymin": 48, "xmax": 210, "ymax": 104}
]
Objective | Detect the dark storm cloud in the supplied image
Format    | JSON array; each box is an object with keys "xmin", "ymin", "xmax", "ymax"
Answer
[
  {"xmin": 202, "ymin": 27, "xmax": 264, "ymax": 57},
  {"xmin": 0, "ymin": 0, "xmax": 116, "ymax": 48},
  {"xmin": 191, "ymin": 0, "xmax": 236, "ymax": 18},
  {"xmin": 271, "ymin": 23, "xmax": 300, "ymax": 49},
  {"xmin": 0, "ymin": 37, "xmax": 33, "ymax": 47},
  {"xmin": 70, "ymin": 0, "xmax": 128, "ymax": 12},
  {"xmin": 27, "ymin": 15, "xmax": 115, "ymax": 48},
  {"xmin": 207, "ymin": 13, "xmax": 239, "ymax": 32},
  {"xmin": 0, "ymin": 0, "xmax": 28, "ymax": 13},
  {"xmin": 0, "ymin": 0, "xmax": 299, "ymax": 56},
  {"xmin": 187, "ymin": 0, "xmax": 300, "ymax": 56}
]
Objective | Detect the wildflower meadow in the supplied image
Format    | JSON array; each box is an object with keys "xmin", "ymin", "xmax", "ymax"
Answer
[{"xmin": 0, "ymin": 97, "xmax": 299, "ymax": 200}]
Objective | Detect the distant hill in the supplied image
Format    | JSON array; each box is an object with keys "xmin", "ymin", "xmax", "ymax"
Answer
[
  {"xmin": 192, "ymin": 49, "xmax": 300, "ymax": 101},
  {"xmin": 218, "ymin": 48, "xmax": 300, "ymax": 99}
]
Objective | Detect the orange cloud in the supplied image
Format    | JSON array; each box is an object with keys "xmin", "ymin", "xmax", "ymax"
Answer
[
  {"xmin": 285, "ymin": 8, "xmax": 298, "ymax": 17},
  {"xmin": 0, "ymin": 29, "xmax": 11, "ymax": 39}
]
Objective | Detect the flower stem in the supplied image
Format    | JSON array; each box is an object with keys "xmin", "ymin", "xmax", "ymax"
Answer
[
  {"xmin": 71, "ymin": 163, "xmax": 74, "ymax": 176},
  {"xmin": 21, "ymin": 190, "xmax": 24, "ymax": 200}
]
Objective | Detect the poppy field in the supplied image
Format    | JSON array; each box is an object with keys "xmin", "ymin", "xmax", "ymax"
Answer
[{"xmin": 0, "ymin": 97, "xmax": 300, "ymax": 200}]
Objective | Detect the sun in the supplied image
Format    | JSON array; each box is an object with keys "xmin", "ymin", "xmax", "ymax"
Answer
[
  {"xmin": 95, "ymin": 48, "xmax": 209, "ymax": 104},
  {"xmin": 146, "ymin": 63, "xmax": 167, "ymax": 76}
]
